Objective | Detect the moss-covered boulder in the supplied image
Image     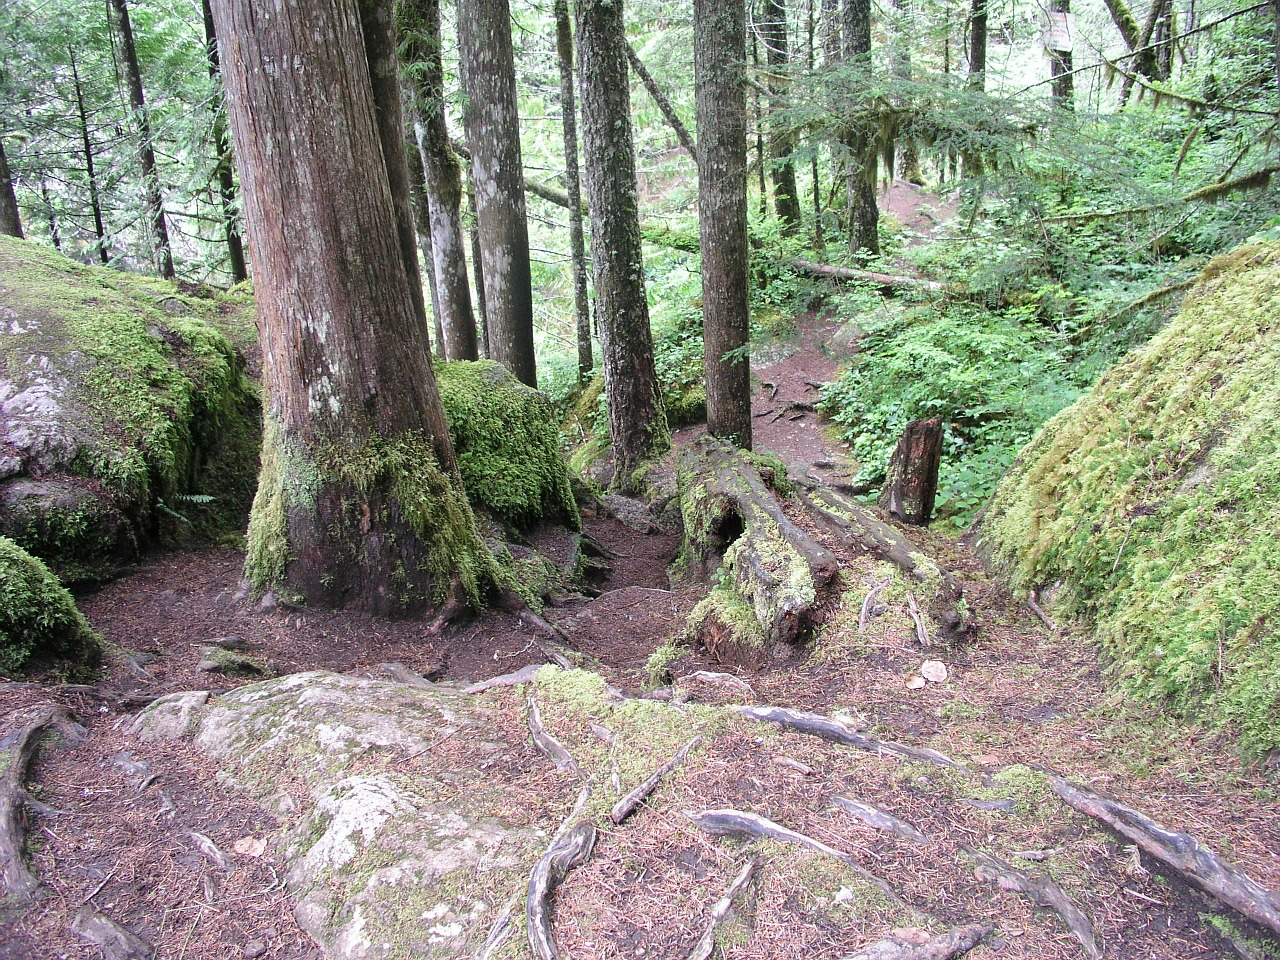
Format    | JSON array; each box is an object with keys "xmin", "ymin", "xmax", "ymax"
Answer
[
  {"xmin": 0, "ymin": 237, "xmax": 260, "ymax": 582},
  {"xmin": 436, "ymin": 359, "xmax": 578, "ymax": 529},
  {"xmin": 0, "ymin": 535, "xmax": 102, "ymax": 678},
  {"xmin": 972, "ymin": 242, "xmax": 1280, "ymax": 753}
]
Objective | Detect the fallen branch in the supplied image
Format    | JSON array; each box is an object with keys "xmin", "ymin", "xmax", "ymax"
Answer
[
  {"xmin": 833, "ymin": 797, "xmax": 928, "ymax": 843},
  {"xmin": 791, "ymin": 258, "xmax": 947, "ymax": 294},
  {"xmin": 527, "ymin": 697, "xmax": 579, "ymax": 775},
  {"xmin": 686, "ymin": 859, "xmax": 759, "ymax": 960},
  {"xmin": 526, "ymin": 820, "xmax": 597, "ymax": 960},
  {"xmin": 1026, "ymin": 593, "xmax": 1060, "ymax": 635},
  {"xmin": 965, "ymin": 848, "xmax": 1100, "ymax": 959},
  {"xmin": 625, "ymin": 42, "xmax": 697, "ymax": 161},
  {"xmin": 734, "ymin": 704, "xmax": 965, "ymax": 769},
  {"xmin": 859, "ymin": 578, "xmax": 891, "ymax": 631},
  {"xmin": 71, "ymin": 906, "xmax": 155, "ymax": 960},
  {"xmin": 840, "ymin": 923, "xmax": 992, "ymax": 960},
  {"xmin": 611, "ymin": 737, "xmax": 702, "ymax": 824},
  {"xmin": 1047, "ymin": 774, "xmax": 1280, "ymax": 937},
  {"xmin": 463, "ymin": 663, "xmax": 550, "ymax": 694},
  {"xmin": 905, "ymin": 593, "xmax": 930, "ymax": 648}
]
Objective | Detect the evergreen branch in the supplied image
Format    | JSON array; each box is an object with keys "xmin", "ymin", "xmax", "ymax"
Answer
[{"xmin": 1045, "ymin": 164, "xmax": 1280, "ymax": 223}]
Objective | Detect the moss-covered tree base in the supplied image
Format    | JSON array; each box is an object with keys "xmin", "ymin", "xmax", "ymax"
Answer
[{"xmin": 0, "ymin": 536, "xmax": 102, "ymax": 679}]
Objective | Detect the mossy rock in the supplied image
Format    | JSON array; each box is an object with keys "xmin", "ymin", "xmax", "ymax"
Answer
[
  {"xmin": 436, "ymin": 359, "xmax": 579, "ymax": 530},
  {"xmin": 972, "ymin": 241, "xmax": 1280, "ymax": 754},
  {"xmin": 0, "ymin": 535, "xmax": 102, "ymax": 679},
  {"xmin": 0, "ymin": 237, "xmax": 261, "ymax": 582}
]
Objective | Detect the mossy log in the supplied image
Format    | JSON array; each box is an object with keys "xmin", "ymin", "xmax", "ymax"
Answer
[
  {"xmin": 879, "ymin": 418, "xmax": 943, "ymax": 526},
  {"xmin": 678, "ymin": 437, "xmax": 837, "ymax": 653},
  {"xmin": 793, "ymin": 471, "xmax": 972, "ymax": 642}
]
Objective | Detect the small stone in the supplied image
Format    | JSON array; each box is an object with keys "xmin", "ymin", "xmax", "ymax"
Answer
[
  {"xmin": 209, "ymin": 635, "xmax": 249, "ymax": 651},
  {"xmin": 921, "ymin": 660, "xmax": 948, "ymax": 683},
  {"xmin": 196, "ymin": 659, "xmax": 222, "ymax": 674},
  {"xmin": 243, "ymin": 940, "xmax": 267, "ymax": 959},
  {"xmin": 905, "ymin": 675, "xmax": 926, "ymax": 690}
]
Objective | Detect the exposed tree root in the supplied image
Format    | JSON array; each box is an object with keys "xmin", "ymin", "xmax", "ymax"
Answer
[
  {"xmin": 71, "ymin": 905, "xmax": 155, "ymax": 960},
  {"xmin": 526, "ymin": 820, "xmax": 597, "ymax": 960},
  {"xmin": 685, "ymin": 858, "xmax": 759, "ymax": 960},
  {"xmin": 527, "ymin": 696, "xmax": 579, "ymax": 775},
  {"xmin": 463, "ymin": 663, "xmax": 549, "ymax": 694},
  {"xmin": 1047, "ymin": 773, "xmax": 1280, "ymax": 937},
  {"xmin": 859, "ymin": 577, "xmax": 891, "ymax": 630},
  {"xmin": 1, "ymin": 703, "xmax": 82, "ymax": 905},
  {"xmin": 734, "ymin": 704, "xmax": 965, "ymax": 769},
  {"xmin": 611, "ymin": 736, "xmax": 701, "ymax": 824},
  {"xmin": 965, "ymin": 848, "xmax": 1100, "ymax": 959},
  {"xmin": 834, "ymin": 796, "xmax": 928, "ymax": 843},
  {"xmin": 840, "ymin": 922, "xmax": 992, "ymax": 960}
]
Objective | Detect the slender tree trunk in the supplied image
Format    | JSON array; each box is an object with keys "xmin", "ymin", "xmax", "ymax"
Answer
[
  {"xmin": 211, "ymin": 0, "xmax": 488, "ymax": 615},
  {"xmin": 466, "ymin": 175, "xmax": 490, "ymax": 359},
  {"xmin": 1049, "ymin": 0, "xmax": 1075, "ymax": 109},
  {"xmin": 457, "ymin": 0, "xmax": 536, "ymax": 386},
  {"xmin": 809, "ymin": 0, "xmax": 824, "ymax": 252},
  {"xmin": 843, "ymin": 0, "xmax": 879, "ymax": 256},
  {"xmin": 891, "ymin": 0, "xmax": 922, "ymax": 184},
  {"xmin": 695, "ymin": 0, "xmax": 753, "ymax": 448},
  {"xmin": 751, "ymin": 28, "xmax": 768, "ymax": 219},
  {"xmin": 968, "ymin": 0, "xmax": 987, "ymax": 90},
  {"xmin": 625, "ymin": 42, "xmax": 698, "ymax": 163},
  {"xmin": 40, "ymin": 177, "xmax": 60, "ymax": 250},
  {"xmin": 399, "ymin": 0, "xmax": 478, "ymax": 361},
  {"xmin": 0, "ymin": 136, "xmax": 22, "ymax": 239},
  {"xmin": 760, "ymin": 0, "xmax": 802, "ymax": 233},
  {"xmin": 70, "ymin": 54, "xmax": 108, "ymax": 262},
  {"xmin": 202, "ymin": 0, "xmax": 248, "ymax": 283},
  {"xmin": 1274, "ymin": 0, "xmax": 1280, "ymax": 117},
  {"xmin": 555, "ymin": 0, "xmax": 593, "ymax": 383},
  {"xmin": 576, "ymin": 0, "xmax": 670, "ymax": 487},
  {"xmin": 405, "ymin": 123, "xmax": 447, "ymax": 356},
  {"xmin": 109, "ymin": 0, "xmax": 175, "ymax": 279}
]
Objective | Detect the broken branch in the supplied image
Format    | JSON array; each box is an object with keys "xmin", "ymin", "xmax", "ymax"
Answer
[{"xmin": 611, "ymin": 737, "xmax": 702, "ymax": 824}]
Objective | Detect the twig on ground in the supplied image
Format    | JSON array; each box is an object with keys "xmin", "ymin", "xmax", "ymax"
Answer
[
  {"xmin": 905, "ymin": 592, "xmax": 929, "ymax": 648},
  {"xmin": 1026, "ymin": 592, "xmax": 1060, "ymax": 634},
  {"xmin": 685, "ymin": 858, "xmax": 758, "ymax": 960},
  {"xmin": 611, "ymin": 737, "xmax": 702, "ymax": 824}
]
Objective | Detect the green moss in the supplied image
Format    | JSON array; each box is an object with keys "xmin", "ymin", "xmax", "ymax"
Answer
[
  {"xmin": 687, "ymin": 586, "xmax": 767, "ymax": 650},
  {"xmin": 0, "ymin": 536, "xmax": 102, "ymax": 679},
  {"xmin": 980, "ymin": 764, "xmax": 1054, "ymax": 819},
  {"xmin": 645, "ymin": 636, "xmax": 689, "ymax": 688},
  {"xmin": 436, "ymin": 360, "xmax": 579, "ymax": 529},
  {"xmin": 976, "ymin": 242, "xmax": 1280, "ymax": 754}
]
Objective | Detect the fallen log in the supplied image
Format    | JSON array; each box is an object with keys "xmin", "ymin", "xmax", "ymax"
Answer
[
  {"xmin": 833, "ymin": 797, "xmax": 928, "ymax": 843},
  {"xmin": 840, "ymin": 923, "xmax": 992, "ymax": 960},
  {"xmin": 1047, "ymin": 774, "xmax": 1280, "ymax": 937},
  {"xmin": 686, "ymin": 859, "xmax": 759, "ymax": 960},
  {"xmin": 791, "ymin": 259, "xmax": 947, "ymax": 294},
  {"xmin": 526, "ymin": 820, "xmax": 597, "ymax": 960},
  {"xmin": 611, "ymin": 737, "xmax": 702, "ymax": 824},
  {"xmin": 965, "ymin": 848, "xmax": 1100, "ymax": 959}
]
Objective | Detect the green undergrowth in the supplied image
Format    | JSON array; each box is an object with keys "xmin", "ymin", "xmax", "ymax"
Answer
[
  {"xmin": 974, "ymin": 242, "xmax": 1280, "ymax": 754},
  {"xmin": 0, "ymin": 535, "xmax": 102, "ymax": 679}
]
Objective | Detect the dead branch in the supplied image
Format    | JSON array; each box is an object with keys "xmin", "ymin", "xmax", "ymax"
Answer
[
  {"xmin": 686, "ymin": 859, "xmax": 759, "ymax": 960},
  {"xmin": 859, "ymin": 577, "xmax": 892, "ymax": 631},
  {"xmin": 611, "ymin": 737, "xmax": 702, "ymax": 824},
  {"xmin": 463, "ymin": 664, "xmax": 550, "ymax": 694},
  {"xmin": 1047, "ymin": 774, "xmax": 1280, "ymax": 937},
  {"xmin": 625, "ymin": 42, "xmax": 697, "ymax": 161},
  {"xmin": 905, "ymin": 592, "xmax": 930, "ymax": 648},
  {"xmin": 527, "ymin": 697, "xmax": 579, "ymax": 775},
  {"xmin": 833, "ymin": 796, "xmax": 928, "ymax": 843},
  {"xmin": 71, "ymin": 906, "xmax": 155, "ymax": 960},
  {"xmin": 526, "ymin": 820, "xmax": 597, "ymax": 960},
  {"xmin": 1026, "ymin": 593, "xmax": 1060, "ymax": 635},
  {"xmin": 840, "ymin": 923, "xmax": 992, "ymax": 960},
  {"xmin": 965, "ymin": 848, "xmax": 1100, "ymax": 959}
]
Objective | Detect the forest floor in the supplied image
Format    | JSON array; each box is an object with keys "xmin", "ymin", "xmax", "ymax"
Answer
[{"xmin": 3, "ymin": 184, "xmax": 1278, "ymax": 960}]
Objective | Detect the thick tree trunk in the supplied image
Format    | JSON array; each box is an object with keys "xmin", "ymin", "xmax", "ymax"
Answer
[
  {"xmin": 212, "ymin": 0, "xmax": 489, "ymax": 616},
  {"xmin": 555, "ymin": 0, "xmax": 594, "ymax": 382},
  {"xmin": 202, "ymin": 0, "xmax": 248, "ymax": 283},
  {"xmin": 457, "ymin": 0, "xmax": 536, "ymax": 386},
  {"xmin": 843, "ymin": 0, "xmax": 879, "ymax": 256},
  {"xmin": 878, "ymin": 417, "xmax": 942, "ymax": 526},
  {"xmin": 625, "ymin": 43, "xmax": 698, "ymax": 163},
  {"xmin": 110, "ymin": 0, "xmax": 175, "ymax": 279},
  {"xmin": 1049, "ymin": 0, "xmax": 1074, "ymax": 109},
  {"xmin": 760, "ymin": 0, "xmax": 803, "ymax": 233},
  {"xmin": 696, "ymin": 0, "xmax": 753, "ymax": 448},
  {"xmin": 0, "ymin": 137, "xmax": 21, "ymax": 239},
  {"xmin": 400, "ymin": 0, "xmax": 478, "ymax": 361},
  {"xmin": 576, "ymin": 0, "xmax": 670, "ymax": 488},
  {"xmin": 968, "ymin": 0, "xmax": 987, "ymax": 90}
]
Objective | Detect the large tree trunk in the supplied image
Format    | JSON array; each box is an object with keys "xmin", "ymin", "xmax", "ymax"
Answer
[
  {"xmin": 457, "ymin": 0, "xmax": 536, "ymax": 386},
  {"xmin": 109, "ymin": 0, "xmax": 175, "ymax": 279},
  {"xmin": 0, "ymin": 133, "xmax": 22, "ymax": 240},
  {"xmin": 202, "ymin": 0, "xmax": 248, "ymax": 283},
  {"xmin": 576, "ymin": 0, "xmax": 670, "ymax": 488},
  {"xmin": 400, "ymin": 0, "xmax": 478, "ymax": 361},
  {"xmin": 696, "ymin": 0, "xmax": 753, "ymax": 448},
  {"xmin": 1049, "ymin": 0, "xmax": 1075, "ymax": 110},
  {"xmin": 760, "ymin": 0, "xmax": 803, "ymax": 233},
  {"xmin": 554, "ymin": 0, "xmax": 593, "ymax": 383},
  {"xmin": 212, "ymin": 0, "xmax": 489, "ymax": 616},
  {"xmin": 70, "ymin": 53, "xmax": 108, "ymax": 263},
  {"xmin": 842, "ymin": 0, "xmax": 879, "ymax": 256}
]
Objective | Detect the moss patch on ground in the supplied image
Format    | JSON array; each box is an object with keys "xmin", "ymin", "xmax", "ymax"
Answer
[
  {"xmin": 973, "ymin": 241, "xmax": 1280, "ymax": 753},
  {"xmin": 0, "ymin": 535, "xmax": 102, "ymax": 678}
]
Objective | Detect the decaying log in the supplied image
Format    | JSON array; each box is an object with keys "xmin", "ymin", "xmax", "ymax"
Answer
[
  {"xmin": 526, "ymin": 820, "xmax": 597, "ymax": 960},
  {"xmin": 879, "ymin": 418, "xmax": 943, "ymax": 526},
  {"xmin": 686, "ymin": 858, "xmax": 759, "ymax": 960},
  {"xmin": 791, "ymin": 258, "xmax": 947, "ymax": 294},
  {"xmin": 685, "ymin": 808, "xmax": 905, "ymax": 907},
  {"xmin": 734, "ymin": 704, "xmax": 965, "ymax": 770},
  {"xmin": 71, "ymin": 906, "xmax": 155, "ymax": 960},
  {"xmin": 678, "ymin": 437, "xmax": 838, "ymax": 650},
  {"xmin": 2, "ymin": 704, "xmax": 82, "ymax": 905},
  {"xmin": 793, "ymin": 471, "xmax": 972, "ymax": 641},
  {"xmin": 611, "ymin": 737, "xmax": 702, "ymax": 824},
  {"xmin": 965, "ymin": 848, "xmax": 1100, "ymax": 959},
  {"xmin": 463, "ymin": 663, "xmax": 550, "ymax": 694},
  {"xmin": 527, "ymin": 697, "xmax": 579, "ymax": 775},
  {"xmin": 834, "ymin": 796, "xmax": 928, "ymax": 843},
  {"xmin": 1047, "ymin": 774, "xmax": 1280, "ymax": 937},
  {"xmin": 840, "ymin": 923, "xmax": 992, "ymax": 960}
]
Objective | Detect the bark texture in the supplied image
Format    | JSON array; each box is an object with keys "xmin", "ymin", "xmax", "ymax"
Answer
[
  {"xmin": 554, "ymin": 0, "xmax": 593, "ymax": 381},
  {"xmin": 879, "ymin": 417, "xmax": 942, "ymax": 525},
  {"xmin": 0, "ymin": 125, "xmax": 24, "ymax": 239},
  {"xmin": 458, "ymin": 0, "xmax": 536, "ymax": 385},
  {"xmin": 695, "ymin": 0, "xmax": 754, "ymax": 447},
  {"xmin": 576, "ymin": 0, "xmax": 670, "ymax": 487},
  {"xmin": 760, "ymin": 0, "xmax": 803, "ymax": 232},
  {"xmin": 968, "ymin": 0, "xmax": 987, "ymax": 90},
  {"xmin": 202, "ymin": 0, "xmax": 247, "ymax": 282},
  {"xmin": 842, "ymin": 0, "xmax": 879, "ymax": 255}
]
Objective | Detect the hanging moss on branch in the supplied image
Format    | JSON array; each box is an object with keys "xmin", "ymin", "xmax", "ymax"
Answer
[{"xmin": 0, "ymin": 536, "xmax": 102, "ymax": 679}]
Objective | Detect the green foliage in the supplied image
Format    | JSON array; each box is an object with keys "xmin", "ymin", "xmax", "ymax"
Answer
[{"xmin": 0, "ymin": 536, "xmax": 102, "ymax": 679}]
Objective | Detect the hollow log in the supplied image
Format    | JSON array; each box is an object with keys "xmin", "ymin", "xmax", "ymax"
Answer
[{"xmin": 879, "ymin": 418, "xmax": 943, "ymax": 526}]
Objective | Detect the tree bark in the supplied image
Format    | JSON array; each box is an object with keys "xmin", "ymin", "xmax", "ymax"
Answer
[
  {"xmin": 555, "ymin": 0, "xmax": 594, "ymax": 382},
  {"xmin": 625, "ymin": 43, "xmax": 698, "ymax": 163},
  {"xmin": 457, "ymin": 0, "xmax": 536, "ymax": 386},
  {"xmin": 576, "ymin": 0, "xmax": 670, "ymax": 488},
  {"xmin": 842, "ymin": 0, "xmax": 879, "ymax": 255},
  {"xmin": 878, "ymin": 417, "xmax": 942, "ymax": 526},
  {"xmin": 70, "ymin": 53, "xmax": 109, "ymax": 263},
  {"xmin": 0, "ymin": 136, "xmax": 20, "ymax": 239},
  {"xmin": 696, "ymin": 0, "xmax": 754, "ymax": 448},
  {"xmin": 968, "ymin": 0, "xmax": 987, "ymax": 90},
  {"xmin": 202, "ymin": 0, "xmax": 248, "ymax": 283},
  {"xmin": 399, "ymin": 0, "xmax": 478, "ymax": 361},
  {"xmin": 760, "ymin": 0, "xmax": 803, "ymax": 233},
  {"xmin": 212, "ymin": 0, "xmax": 489, "ymax": 616},
  {"xmin": 405, "ymin": 122, "xmax": 447, "ymax": 356},
  {"xmin": 890, "ymin": 0, "xmax": 923, "ymax": 184},
  {"xmin": 109, "ymin": 0, "xmax": 175, "ymax": 279},
  {"xmin": 1049, "ymin": 0, "xmax": 1075, "ymax": 110},
  {"xmin": 466, "ymin": 174, "xmax": 490, "ymax": 358}
]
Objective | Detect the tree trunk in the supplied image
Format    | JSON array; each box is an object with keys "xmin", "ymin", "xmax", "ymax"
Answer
[
  {"xmin": 890, "ymin": 0, "xmax": 923, "ymax": 184},
  {"xmin": 202, "ymin": 0, "xmax": 248, "ymax": 283},
  {"xmin": 211, "ymin": 0, "xmax": 490, "ymax": 616},
  {"xmin": 843, "ymin": 0, "xmax": 879, "ymax": 256},
  {"xmin": 0, "ymin": 136, "xmax": 21, "ymax": 239},
  {"xmin": 405, "ymin": 123, "xmax": 447, "ymax": 356},
  {"xmin": 466, "ymin": 174, "xmax": 490, "ymax": 359},
  {"xmin": 625, "ymin": 42, "xmax": 697, "ymax": 163},
  {"xmin": 808, "ymin": 0, "xmax": 825, "ymax": 252},
  {"xmin": 555, "ymin": 0, "xmax": 593, "ymax": 383},
  {"xmin": 760, "ymin": 0, "xmax": 803, "ymax": 233},
  {"xmin": 41, "ymin": 176, "xmax": 60, "ymax": 250},
  {"xmin": 696, "ymin": 0, "xmax": 753, "ymax": 448},
  {"xmin": 878, "ymin": 417, "xmax": 942, "ymax": 526},
  {"xmin": 576, "ymin": 0, "xmax": 670, "ymax": 488},
  {"xmin": 110, "ymin": 0, "xmax": 175, "ymax": 279},
  {"xmin": 1049, "ymin": 0, "xmax": 1074, "ymax": 110},
  {"xmin": 71, "ymin": 52, "xmax": 109, "ymax": 263},
  {"xmin": 399, "ymin": 0, "xmax": 478, "ymax": 361},
  {"xmin": 968, "ymin": 0, "xmax": 987, "ymax": 91},
  {"xmin": 457, "ymin": 0, "xmax": 536, "ymax": 386}
]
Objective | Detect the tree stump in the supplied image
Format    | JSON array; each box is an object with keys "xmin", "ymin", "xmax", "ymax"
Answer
[{"xmin": 879, "ymin": 418, "xmax": 943, "ymax": 526}]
